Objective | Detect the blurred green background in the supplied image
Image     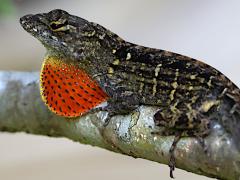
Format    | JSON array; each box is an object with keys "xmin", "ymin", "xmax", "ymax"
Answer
[{"xmin": 0, "ymin": 0, "xmax": 239, "ymax": 179}]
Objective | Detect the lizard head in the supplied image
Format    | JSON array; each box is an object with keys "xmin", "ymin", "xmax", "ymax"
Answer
[
  {"xmin": 20, "ymin": 9, "xmax": 97, "ymax": 60},
  {"xmin": 20, "ymin": 9, "xmax": 121, "ymax": 74},
  {"xmin": 20, "ymin": 9, "xmax": 110, "ymax": 117}
]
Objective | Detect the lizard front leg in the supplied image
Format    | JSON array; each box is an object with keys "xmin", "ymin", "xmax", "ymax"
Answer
[{"xmin": 88, "ymin": 92, "xmax": 140, "ymax": 126}]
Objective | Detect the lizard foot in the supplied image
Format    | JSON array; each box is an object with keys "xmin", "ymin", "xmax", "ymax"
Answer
[
  {"xmin": 87, "ymin": 106, "xmax": 113, "ymax": 126},
  {"xmin": 168, "ymin": 132, "xmax": 182, "ymax": 178}
]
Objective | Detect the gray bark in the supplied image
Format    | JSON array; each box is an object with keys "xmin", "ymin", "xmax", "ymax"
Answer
[{"xmin": 0, "ymin": 71, "xmax": 239, "ymax": 180}]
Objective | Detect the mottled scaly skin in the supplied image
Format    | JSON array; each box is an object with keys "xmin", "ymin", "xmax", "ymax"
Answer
[{"xmin": 20, "ymin": 9, "xmax": 240, "ymax": 178}]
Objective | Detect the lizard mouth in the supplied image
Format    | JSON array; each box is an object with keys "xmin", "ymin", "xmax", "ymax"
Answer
[
  {"xmin": 20, "ymin": 14, "xmax": 44, "ymax": 33},
  {"xmin": 20, "ymin": 14, "xmax": 35, "ymax": 34},
  {"xmin": 20, "ymin": 13, "xmax": 68, "ymax": 56},
  {"xmin": 20, "ymin": 14, "xmax": 33, "ymax": 28},
  {"xmin": 20, "ymin": 13, "xmax": 53, "ymax": 43}
]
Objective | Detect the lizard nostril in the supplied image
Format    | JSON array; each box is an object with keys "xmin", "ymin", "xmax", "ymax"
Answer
[{"xmin": 20, "ymin": 14, "xmax": 33, "ymax": 25}]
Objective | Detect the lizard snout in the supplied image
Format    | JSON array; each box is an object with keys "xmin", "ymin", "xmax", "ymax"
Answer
[{"xmin": 20, "ymin": 14, "xmax": 33, "ymax": 26}]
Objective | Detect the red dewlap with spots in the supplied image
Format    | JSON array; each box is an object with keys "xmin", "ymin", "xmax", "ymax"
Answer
[{"xmin": 40, "ymin": 56, "xmax": 108, "ymax": 117}]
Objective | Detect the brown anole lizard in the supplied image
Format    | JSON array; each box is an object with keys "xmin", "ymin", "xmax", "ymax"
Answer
[{"xmin": 20, "ymin": 9, "xmax": 240, "ymax": 178}]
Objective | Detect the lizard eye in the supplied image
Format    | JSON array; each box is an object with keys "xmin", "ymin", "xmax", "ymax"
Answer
[{"xmin": 50, "ymin": 20, "xmax": 69, "ymax": 32}]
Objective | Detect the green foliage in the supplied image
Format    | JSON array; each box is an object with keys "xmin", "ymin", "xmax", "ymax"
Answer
[{"xmin": 0, "ymin": 0, "xmax": 14, "ymax": 16}]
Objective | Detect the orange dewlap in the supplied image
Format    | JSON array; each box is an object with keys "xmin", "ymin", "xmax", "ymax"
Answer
[{"xmin": 40, "ymin": 56, "xmax": 109, "ymax": 117}]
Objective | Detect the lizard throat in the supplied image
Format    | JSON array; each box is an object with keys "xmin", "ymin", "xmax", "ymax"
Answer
[{"xmin": 40, "ymin": 56, "xmax": 108, "ymax": 117}]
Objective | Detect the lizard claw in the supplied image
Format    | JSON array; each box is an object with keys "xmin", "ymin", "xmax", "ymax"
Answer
[
  {"xmin": 103, "ymin": 112, "xmax": 115, "ymax": 127},
  {"xmin": 169, "ymin": 155, "xmax": 176, "ymax": 178},
  {"xmin": 103, "ymin": 116, "xmax": 111, "ymax": 126}
]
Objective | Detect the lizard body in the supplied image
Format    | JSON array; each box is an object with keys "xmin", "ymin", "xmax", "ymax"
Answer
[{"xmin": 20, "ymin": 9, "xmax": 240, "ymax": 178}]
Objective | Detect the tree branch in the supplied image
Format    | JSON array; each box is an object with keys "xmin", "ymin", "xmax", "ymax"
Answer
[{"xmin": 0, "ymin": 71, "xmax": 239, "ymax": 180}]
